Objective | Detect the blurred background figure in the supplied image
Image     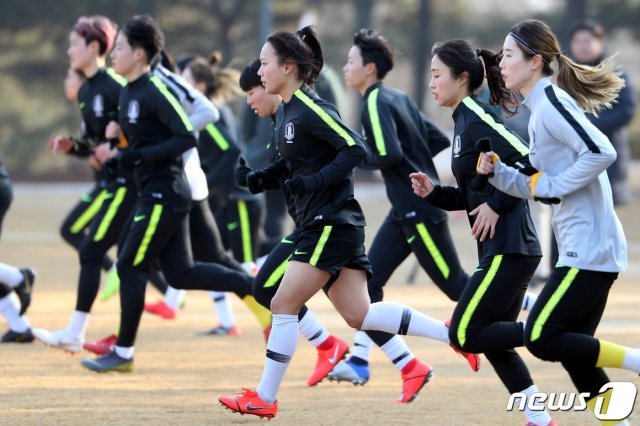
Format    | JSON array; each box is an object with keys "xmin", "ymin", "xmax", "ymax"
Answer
[{"xmin": 570, "ymin": 20, "xmax": 636, "ymax": 205}]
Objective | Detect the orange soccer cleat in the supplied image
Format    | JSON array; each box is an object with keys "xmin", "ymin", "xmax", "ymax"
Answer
[
  {"xmin": 144, "ymin": 300, "xmax": 176, "ymax": 320},
  {"xmin": 307, "ymin": 335, "xmax": 349, "ymax": 386},
  {"xmin": 219, "ymin": 388, "xmax": 278, "ymax": 419},
  {"xmin": 398, "ymin": 358, "xmax": 434, "ymax": 403},
  {"xmin": 445, "ymin": 319, "xmax": 481, "ymax": 372}
]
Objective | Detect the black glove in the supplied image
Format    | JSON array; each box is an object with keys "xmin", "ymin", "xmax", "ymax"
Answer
[
  {"xmin": 235, "ymin": 156, "xmax": 253, "ymax": 187},
  {"xmin": 120, "ymin": 149, "xmax": 143, "ymax": 170},
  {"xmin": 284, "ymin": 175, "xmax": 319, "ymax": 196},
  {"xmin": 104, "ymin": 157, "xmax": 119, "ymax": 179},
  {"xmin": 246, "ymin": 172, "xmax": 265, "ymax": 194}
]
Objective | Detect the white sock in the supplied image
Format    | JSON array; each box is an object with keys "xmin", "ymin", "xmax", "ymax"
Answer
[
  {"xmin": 380, "ymin": 335, "xmax": 415, "ymax": 371},
  {"xmin": 67, "ymin": 310, "xmax": 90, "ymax": 340},
  {"xmin": 521, "ymin": 292, "xmax": 538, "ymax": 311},
  {"xmin": 256, "ymin": 313, "xmax": 298, "ymax": 404},
  {"xmin": 519, "ymin": 385, "xmax": 553, "ymax": 425},
  {"xmin": 0, "ymin": 263, "xmax": 23, "ymax": 288},
  {"xmin": 114, "ymin": 345, "xmax": 135, "ymax": 359},
  {"xmin": 298, "ymin": 309, "xmax": 329, "ymax": 347},
  {"xmin": 622, "ymin": 348, "xmax": 640, "ymax": 373},
  {"xmin": 361, "ymin": 302, "xmax": 449, "ymax": 343},
  {"xmin": 351, "ymin": 330, "xmax": 373, "ymax": 362},
  {"xmin": 0, "ymin": 293, "xmax": 30, "ymax": 332},
  {"xmin": 163, "ymin": 286, "xmax": 184, "ymax": 310},
  {"xmin": 210, "ymin": 291, "xmax": 235, "ymax": 328}
]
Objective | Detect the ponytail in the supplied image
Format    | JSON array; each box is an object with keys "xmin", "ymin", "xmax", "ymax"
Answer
[
  {"xmin": 267, "ymin": 25, "xmax": 324, "ymax": 85},
  {"xmin": 479, "ymin": 48, "xmax": 519, "ymax": 114},
  {"xmin": 186, "ymin": 54, "xmax": 242, "ymax": 102},
  {"xmin": 556, "ymin": 54, "xmax": 624, "ymax": 115},
  {"xmin": 509, "ymin": 19, "xmax": 624, "ymax": 115}
]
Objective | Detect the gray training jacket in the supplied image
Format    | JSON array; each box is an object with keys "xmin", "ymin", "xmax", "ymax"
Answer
[{"xmin": 489, "ymin": 78, "xmax": 627, "ymax": 273}]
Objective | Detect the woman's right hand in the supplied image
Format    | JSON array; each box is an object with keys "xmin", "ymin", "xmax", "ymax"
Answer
[
  {"xmin": 410, "ymin": 172, "xmax": 435, "ymax": 198},
  {"xmin": 48, "ymin": 135, "xmax": 72, "ymax": 154},
  {"xmin": 105, "ymin": 121, "xmax": 121, "ymax": 140}
]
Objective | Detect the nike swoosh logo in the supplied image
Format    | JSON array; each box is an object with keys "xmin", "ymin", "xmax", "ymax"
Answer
[
  {"xmin": 406, "ymin": 235, "xmax": 416, "ymax": 244},
  {"xmin": 294, "ymin": 249, "xmax": 307, "ymax": 255},
  {"xmin": 134, "ymin": 215, "xmax": 146, "ymax": 222},
  {"xmin": 281, "ymin": 238, "xmax": 294, "ymax": 244},
  {"xmin": 328, "ymin": 345, "xmax": 341, "ymax": 364},
  {"xmin": 245, "ymin": 403, "xmax": 271, "ymax": 411},
  {"xmin": 227, "ymin": 221, "xmax": 239, "ymax": 231}
]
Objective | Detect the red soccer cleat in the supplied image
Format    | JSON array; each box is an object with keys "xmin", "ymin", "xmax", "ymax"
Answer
[
  {"xmin": 83, "ymin": 334, "xmax": 117, "ymax": 355},
  {"xmin": 219, "ymin": 388, "xmax": 278, "ymax": 419},
  {"xmin": 397, "ymin": 358, "xmax": 434, "ymax": 403},
  {"xmin": 307, "ymin": 335, "xmax": 349, "ymax": 386},
  {"xmin": 144, "ymin": 300, "xmax": 176, "ymax": 320},
  {"xmin": 445, "ymin": 319, "xmax": 481, "ymax": 372}
]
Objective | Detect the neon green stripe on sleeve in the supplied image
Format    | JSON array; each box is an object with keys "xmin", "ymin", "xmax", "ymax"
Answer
[
  {"xmin": 367, "ymin": 88, "xmax": 387, "ymax": 156},
  {"xmin": 462, "ymin": 97, "xmax": 529, "ymax": 156},
  {"xmin": 205, "ymin": 123, "xmax": 230, "ymax": 151},
  {"xmin": 149, "ymin": 75, "xmax": 194, "ymax": 132},
  {"xmin": 294, "ymin": 89, "xmax": 355, "ymax": 146}
]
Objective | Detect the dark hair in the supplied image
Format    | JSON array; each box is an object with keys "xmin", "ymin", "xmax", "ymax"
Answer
[
  {"xmin": 352, "ymin": 28, "xmax": 394, "ymax": 79},
  {"xmin": 266, "ymin": 26, "xmax": 323, "ymax": 85},
  {"xmin": 72, "ymin": 15, "xmax": 118, "ymax": 56},
  {"xmin": 431, "ymin": 39, "xmax": 518, "ymax": 114},
  {"xmin": 569, "ymin": 19, "xmax": 605, "ymax": 41},
  {"xmin": 157, "ymin": 49, "xmax": 176, "ymax": 72},
  {"xmin": 186, "ymin": 52, "xmax": 242, "ymax": 102},
  {"xmin": 239, "ymin": 58, "xmax": 262, "ymax": 91},
  {"xmin": 510, "ymin": 19, "xmax": 623, "ymax": 114},
  {"xmin": 121, "ymin": 15, "xmax": 164, "ymax": 65}
]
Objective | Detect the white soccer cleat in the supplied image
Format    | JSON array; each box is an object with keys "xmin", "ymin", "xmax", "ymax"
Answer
[
  {"xmin": 32, "ymin": 328, "xmax": 83, "ymax": 353},
  {"xmin": 327, "ymin": 359, "xmax": 370, "ymax": 385}
]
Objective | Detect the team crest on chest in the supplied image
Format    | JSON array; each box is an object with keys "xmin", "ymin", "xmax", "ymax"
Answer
[
  {"xmin": 93, "ymin": 94, "xmax": 104, "ymax": 117},
  {"xmin": 128, "ymin": 100, "xmax": 140, "ymax": 124},
  {"xmin": 453, "ymin": 135, "xmax": 462, "ymax": 157},
  {"xmin": 285, "ymin": 122, "xmax": 295, "ymax": 143}
]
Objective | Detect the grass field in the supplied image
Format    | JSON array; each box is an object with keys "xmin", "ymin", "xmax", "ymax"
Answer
[{"xmin": 0, "ymin": 179, "xmax": 638, "ymax": 425}]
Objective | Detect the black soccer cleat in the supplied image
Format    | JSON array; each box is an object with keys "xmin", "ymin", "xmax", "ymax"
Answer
[
  {"xmin": 1, "ymin": 328, "xmax": 35, "ymax": 343},
  {"xmin": 14, "ymin": 268, "xmax": 36, "ymax": 316}
]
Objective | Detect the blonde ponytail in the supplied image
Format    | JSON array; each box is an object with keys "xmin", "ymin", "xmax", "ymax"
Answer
[{"xmin": 555, "ymin": 54, "xmax": 624, "ymax": 115}]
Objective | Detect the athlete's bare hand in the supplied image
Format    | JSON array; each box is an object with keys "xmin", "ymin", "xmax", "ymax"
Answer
[
  {"xmin": 469, "ymin": 202, "xmax": 499, "ymax": 242},
  {"xmin": 94, "ymin": 142, "xmax": 118, "ymax": 164},
  {"xmin": 476, "ymin": 151, "xmax": 497, "ymax": 175},
  {"xmin": 48, "ymin": 135, "xmax": 73, "ymax": 154},
  {"xmin": 105, "ymin": 121, "xmax": 121, "ymax": 140},
  {"xmin": 410, "ymin": 172, "xmax": 435, "ymax": 198}
]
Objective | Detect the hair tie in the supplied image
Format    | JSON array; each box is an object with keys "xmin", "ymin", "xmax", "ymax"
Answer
[{"xmin": 508, "ymin": 32, "xmax": 549, "ymax": 64}]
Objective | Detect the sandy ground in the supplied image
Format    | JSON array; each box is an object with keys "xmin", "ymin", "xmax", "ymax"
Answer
[{"xmin": 0, "ymin": 177, "xmax": 639, "ymax": 425}]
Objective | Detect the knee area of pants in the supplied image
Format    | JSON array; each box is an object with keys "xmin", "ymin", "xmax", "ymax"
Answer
[{"xmin": 524, "ymin": 337, "xmax": 554, "ymax": 361}]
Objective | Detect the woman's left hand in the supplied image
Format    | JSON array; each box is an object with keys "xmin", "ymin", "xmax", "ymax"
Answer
[{"xmin": 469, "ymin": 202, "xmax": 499, "ymax": 242}]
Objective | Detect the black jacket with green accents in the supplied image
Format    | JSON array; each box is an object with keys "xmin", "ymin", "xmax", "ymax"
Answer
[
  {"xmin": 425, "ymin": 96, "xmax": 541, "ymax": 261},
  {"xmin": 262, "ymin": 85, "xmax": 366, "ymax": 228},
  {"xmin": 198, "ymin": 105, "xmax": 255, "ymax": 204},
  {"xmin": 77, "ymin": 67, "xmax": 130, "ymax": 184},
  {"xmin": 118, "ymin": 72, "xmax": 195, "ymax": 198},
  {"xmin": 360, "ymin": 82, "xmax": 449, "ymax": 224}
]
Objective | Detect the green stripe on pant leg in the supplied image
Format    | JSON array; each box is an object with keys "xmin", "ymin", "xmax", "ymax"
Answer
[
  {"xmin": 457, "ymin": 255, "xmax": 503, "ymax": 347},
  {"xmin": 70, "ymin": 189, "xmax": 108, "ymax": 234},
  {"xmin": 133, "ymin": 204, "xmax": 164, "ymax": 266},
  {"xmin": 309, "ymin": 226, "xmax": 333, "ymax": 266},
  {"xmin": 530, "ymin": 267, "xmax": 579, "ymax": 342},
  {"xmin": 237, "ymin": 200, "xmax": 253, "ymax": 263},
  {"xmin": 415, "ymin": 223, "xmax": 450, "ymax": 279},
  {"xmin": 94, "ymin": 187, "xmax": 127, "ymax": 242},
  {"xmin": 264, "ymin": 255, "xmax": 292, "ymax": 288}
]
